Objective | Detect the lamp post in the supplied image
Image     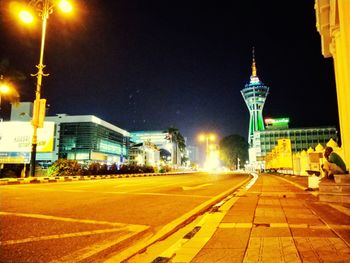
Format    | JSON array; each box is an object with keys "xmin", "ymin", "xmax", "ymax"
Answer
[
  {"xmin": 19, "ymin": 0, "xmax": 72, "ymax": 177},
  {"xmin": 198, "ymin": 133, "xmax": 216, "ymax": 165},
  {"xmin": 0, "ymin": 75, "xmax": 10, "ymax": 109},
  {"xmin": 0, "ymin": 75, "xmax": 13, "ymax": 121}
]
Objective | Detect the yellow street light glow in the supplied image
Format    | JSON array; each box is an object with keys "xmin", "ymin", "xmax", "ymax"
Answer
[
  {"xmin": 209, "ymin": 134, "xmax": 216, "ymax": 141},
  {"xmin": 198, "ymin": 134, "xmax": 205, "ymax": 142},
  {"xmin": 59, "ymin": 0, "xmax": 73, "ymax": 13},
  {"xmin": 0, "ymin": 84, "xmax": 10, "ymax": 94},
  {"xmin": 19, "ymin": 9, "xmax": 34, "ymax": 23}
]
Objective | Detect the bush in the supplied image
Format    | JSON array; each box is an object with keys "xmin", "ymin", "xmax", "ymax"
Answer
[
  {"xmin": 87, "ymin": 162, "xmax": 101, "ymax": 175},
  {"xmin": 159, "ymin": 165, "xmax": 172, "ymax": 173},
  {"xmin": 117, "ymin": 164, "xmax": 155, "ymax": 174},
  {"xmin": 49, "ymin": 159, "xmax": 82, "ymax": 176}
]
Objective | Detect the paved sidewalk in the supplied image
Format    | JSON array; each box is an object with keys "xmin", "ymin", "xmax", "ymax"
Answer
[{"xmin": 185, "ymin": 174, "xmax": 350, "ymax": 263}]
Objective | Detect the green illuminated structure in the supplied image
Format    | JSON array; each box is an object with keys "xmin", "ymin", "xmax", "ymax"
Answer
[{"xmin": 241, "ymin": 48, "xmax": 269, "ymax": 145}]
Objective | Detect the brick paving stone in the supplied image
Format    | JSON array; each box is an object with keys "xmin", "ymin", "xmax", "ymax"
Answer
[
  {"xmin": 291, "ymin": 227, "xmax": 337, "ymax": 237},
  {"xmin": 191, "ymin": 248, "xmax": 245, "ymax": 263},
  {"xmin": 250, "ymin": 227, "xmax": 291, "ymax": 237},
  {"xmin": 255, "ymin": 208, "xmax": 285, "ymax": 216},
  {"xmin": 287, "ymin": 217, "xmax": 323, "ymax": 225},
  {"xmin": 257, "ymin": 199, "xmax": 280, "ymax": 206},
  {"xmin": 202, "ymin": 228, "xmax": 251, "ymax": 249},
  {"xmin": 254, "ymin": 216, "xmax": 287, "ymax": 224},
  {"xmin": 243, "ymin": 237, "xmax": 301, "ymax": 263},
  {"xmin": 188, "ymin": 174, "xmax": 350, "ymax": 263},
  {"xmin": 280, "ymin": 199, "xmax": 304, "ymax": 207},
  {"xmin": 294, "ymin": 237, "xmax": 350, "ymax": 263},
  {"xmin": 221, "ymin": 215, "xmax": 254, "ymax": 223}
]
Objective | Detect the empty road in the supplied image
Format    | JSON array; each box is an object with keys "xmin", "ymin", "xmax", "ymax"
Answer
[{"xmin": 0, "ymin": 172, "xmax": 251, "ymax": 262}]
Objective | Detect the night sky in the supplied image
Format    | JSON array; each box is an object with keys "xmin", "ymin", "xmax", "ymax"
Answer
[{"xmin": 0, "ymin": 0, "xmax": 339, "ymax": 145}]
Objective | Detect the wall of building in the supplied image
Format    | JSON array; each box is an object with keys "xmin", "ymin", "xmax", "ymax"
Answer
[
  {"xmin": 315, "ymin": 0, "xmax": 350, "ymax": 169},
  {"xmin": 46, "ymin": 114, "xmax": 130, "ymax": 164},
  {"xmin": 250, "ymin": 126, "xmax": 338, "ymax": 169}
]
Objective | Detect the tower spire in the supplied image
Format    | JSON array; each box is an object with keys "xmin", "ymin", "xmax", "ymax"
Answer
[
  {"xmin": 251, "ymin": 46, "xmax": 257, "ymax": 77},
  {"xmin": 241, "ymin": 47, "xmax": 269, "ymax": 146}
]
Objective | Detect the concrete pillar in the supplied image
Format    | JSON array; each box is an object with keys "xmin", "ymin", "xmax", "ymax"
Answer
[
  {"xmin": 315, "ymin": 0, "xmax": 350, "ymax": 169},
  {"xmin": 336, "ymin": 0, "xmax": 350, "ymax": 169}
]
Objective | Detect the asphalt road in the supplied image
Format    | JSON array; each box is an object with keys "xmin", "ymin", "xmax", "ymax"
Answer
[{"xmin": 0, "ymin": 172, "xmax": 251, "ymax": 263}]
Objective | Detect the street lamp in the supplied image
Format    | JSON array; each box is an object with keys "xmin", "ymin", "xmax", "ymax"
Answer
[
  {"xmin": 0, "ymin": 78, "xmax": 10, "ymax": 121},
  {"xmin": 19, "ymin": 0, "xmax": 73, "ymax": 177},
  {"xmin": 198, "ymin": 133, "xmax": 216, "ymax": 165},
  {"xmin": 0, "ymin": 75, "xmax": 15, "ymax": 121}
]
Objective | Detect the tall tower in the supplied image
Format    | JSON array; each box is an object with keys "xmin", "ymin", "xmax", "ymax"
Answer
[{"xmin": 241, "ymin": 48, "xmax": 269, "ymax": 145}]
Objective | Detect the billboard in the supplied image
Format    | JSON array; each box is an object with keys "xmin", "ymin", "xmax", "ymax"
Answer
[
  {"xmin": 0, "ymin": 122, "xmax": 55, "ymax": 153},
  {"xmin": 265, "ymin": 118, "xmax": 290, "ymax": 130},
  {"xmin": 0, "ymin": 152, "xmax": 30, "ymax": 164}
]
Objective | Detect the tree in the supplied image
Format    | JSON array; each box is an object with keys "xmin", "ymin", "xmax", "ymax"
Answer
[
  {"xmin": 165, "ymin": 127, "xmax": 187, "ymax": 165},
  {"xmin": 165, "ymin": 127, "xmax": 186, "ymax": 152},
  {"xmin": 219, "ymin": 134, "xmax": 249, "ymax": 169}
]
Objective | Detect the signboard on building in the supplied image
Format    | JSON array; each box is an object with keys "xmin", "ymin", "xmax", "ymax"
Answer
[
  {"xmin": 265, "ymin": 118, "xmax": 290, "ymax": 130},
  {"xmin": 0, "ymin": 122, "xmax": 54, "ymax": 153},
  {"xmin": 0, "ymin": 152, "xmax": 30, "ymax": 164}
]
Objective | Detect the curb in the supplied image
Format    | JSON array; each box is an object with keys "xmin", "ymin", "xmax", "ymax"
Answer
[{"xmin": 0, "ymin": 171, "xmax": 196, "ymax": 186}]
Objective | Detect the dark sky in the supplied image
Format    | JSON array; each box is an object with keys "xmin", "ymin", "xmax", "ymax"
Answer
[{"xmin": 0, "ymin": 0, "xmax": 339, "ymax": 145}]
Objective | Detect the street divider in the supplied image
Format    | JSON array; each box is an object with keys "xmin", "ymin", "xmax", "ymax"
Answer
[{"xmin": 0, "ymin": 171, "xmax": 197, "ymax": 185}]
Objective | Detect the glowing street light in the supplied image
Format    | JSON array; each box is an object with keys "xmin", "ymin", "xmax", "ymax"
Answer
[
  {"xmin": 0, "ymin": 76, "xmax": 20, "ymax": 122},
  {"xmin": 0, "ymin": 76, "xmax": 11, "ymax": 116},
  {"xmin": 18, "ymin": 9, "xmax": 34, "ymax": 24},
  {"xmin": 198, "ymin": 133, "xmax": 216, "ymax": 166},
  {"xmin": 18, "ymin": 0, "xmax": 73, "ymax": 177},
  {"xmin": 0, "ymin": 75, "xmax": 16, "ymax": 120}
]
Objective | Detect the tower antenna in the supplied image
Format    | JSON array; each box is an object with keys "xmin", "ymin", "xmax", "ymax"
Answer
[{"xmin": 251, "ymin": 46, "xmax": 257, "ymax": 77}]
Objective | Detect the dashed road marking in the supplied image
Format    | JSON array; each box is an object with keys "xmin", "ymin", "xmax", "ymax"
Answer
[{"xmin": 182, "ymin": 183, "xmax": 213, "ymax": 190}]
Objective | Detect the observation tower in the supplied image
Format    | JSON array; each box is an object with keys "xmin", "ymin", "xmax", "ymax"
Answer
[{"xmin": 241, "ymin": 48, "xmax": 269, "ymax": 145}]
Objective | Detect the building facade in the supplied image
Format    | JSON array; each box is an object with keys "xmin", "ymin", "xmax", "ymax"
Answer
[
  {"xmin": 315, "ymin": 0, "xmax": 350, "ymax": 169},
  {"xmin": 45, "ymin": 114, "xmax": 130, "ymax": 165},
  {"xmin": 130, "ymin": 130, "xmax": 181, "ymax": 165},
  {"xmin": 128, "ymin": 141, "xmax": 160, "ymax": 166},
  {"xmin": 250, "ymin": 126, "xmax": 338, "ymax": 169}
]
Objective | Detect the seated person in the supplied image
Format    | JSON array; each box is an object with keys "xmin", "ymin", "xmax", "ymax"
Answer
[{"xmin": 322, "ymin": 146, "xmax": 347, "ymax": 179}]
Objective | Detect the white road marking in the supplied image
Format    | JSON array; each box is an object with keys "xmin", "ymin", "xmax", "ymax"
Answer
[
  {"xmin": 59, "ymin": 229, "xmax": 148, "ymax": 262},
  {"xmin": 182, "ymin": 183, "xmax": 213, "ymax": 190},
  {"xmin": 0, "ymin": 211, "xmax": 131, "ymax": 227},
  {"xmin": 0, "ymin": 186, "xmax": 211, "ymax": 197},
  {"xmin": 0, "ymin": 211, "xmax": 150, "ymax": 249},
  {"xmin": 0, "ymin": 228, "xmax": 124, "ymax": 245},
  {"xmin": 131, "ymin": 192, "xmax": 211, "ymax": 198}
]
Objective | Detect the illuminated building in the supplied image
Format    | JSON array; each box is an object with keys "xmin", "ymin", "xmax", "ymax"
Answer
[
  {"xmin": 250, "ymin": 117, "xmax": 338, "ymax": 169},
  {"xmin": 130, "ymin": 131, "xmax": 168, "ymax": 146},
  {"xmin": 241, "ymin": 48, "xmax": 269, "ymax": 146},
  {"xmin": 46, "ymin": 114, "xmax": 130, "ymax": 164},
  {"xmin": 6, "ymin": 103, "xmax": 130, "ymax": 166},
  {"xmin": 129, "ymin": 141, "xmax": 160, "ymax": 166},
  {"xmin": 130, "ymin": 131, "xmax": 181, "ymax": 165},
  {"xmin": 187, "ymin": 145, "xmax": 199, "ymax": 164},
  {"xmin": 265, "ymin": 117, "xmax": 290, "ymax": 130}
]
